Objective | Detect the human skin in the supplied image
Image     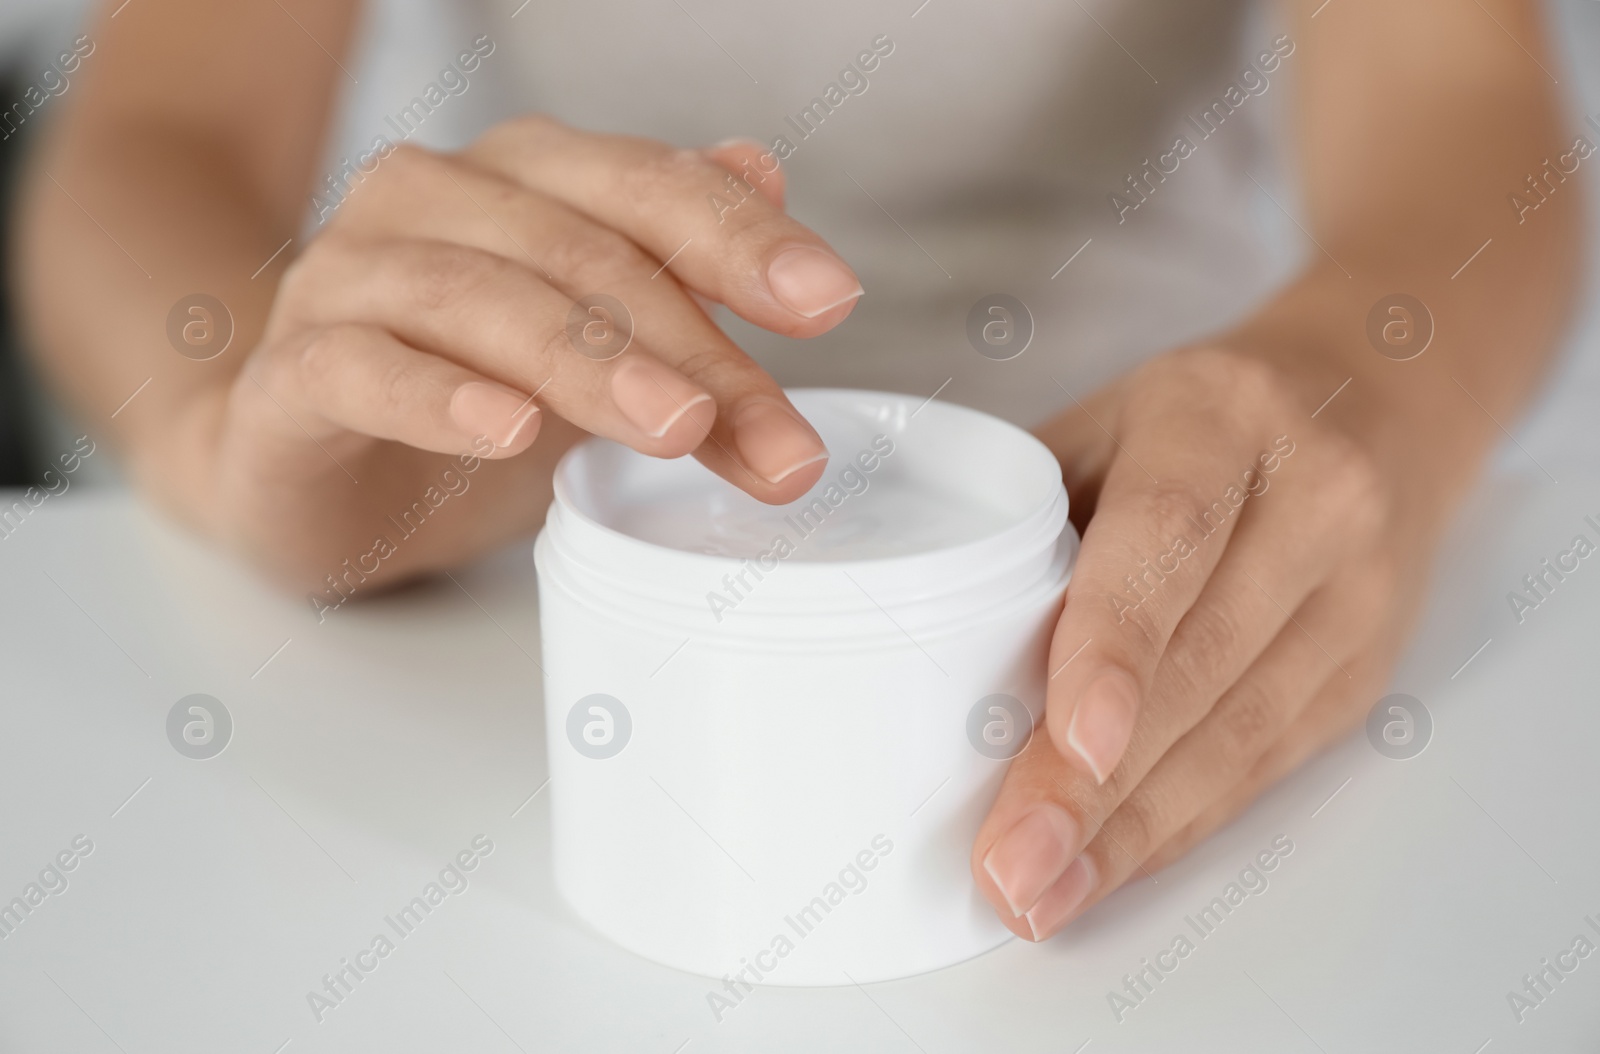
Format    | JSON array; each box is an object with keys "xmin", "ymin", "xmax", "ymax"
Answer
[{"xmin": 12, "ymin": 0, "xmax": 1580, "ymax": 938}]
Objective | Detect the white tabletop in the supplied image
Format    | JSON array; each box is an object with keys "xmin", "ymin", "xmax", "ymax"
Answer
[{"xmin": 1, "ymin": 473, "xmax": 1597, "ymax": 1053}]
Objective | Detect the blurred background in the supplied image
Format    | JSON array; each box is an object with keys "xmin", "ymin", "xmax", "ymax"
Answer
[{"xmin": 0, "ymin": 0, "xmax": 77, "ymax": 487}]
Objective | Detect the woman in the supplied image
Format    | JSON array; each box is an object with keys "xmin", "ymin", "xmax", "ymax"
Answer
[{"xmin": 11, "ymin": 0, "xmax": 1581, "ymax": 941}]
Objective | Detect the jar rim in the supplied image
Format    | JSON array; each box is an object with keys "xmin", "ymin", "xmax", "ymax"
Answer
[{"xmin": 543, "ymin": 389, "xmax": 1072, "ymax": 620}]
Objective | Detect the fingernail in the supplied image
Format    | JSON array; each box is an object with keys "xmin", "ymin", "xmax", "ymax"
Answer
[
  {"xmin": 1023, "ymin": 856, "xmax": 1097, "ymax": 940},
  {"xmin": 610, "ymin": 357, "xmax": 715, "ymax": 440},
  {"xmin": 731, "ymin": 399, "xmax": 829, "ymax": 484},
  {"xmin": 1065, "ymin": 670, "xmax": 1140, "ymax": 784},
  {"xmin": 449, "ymin": 381, "xmax": 540, "ymax": 449},
  {"xmin": 981, "ymin": 803, "xmax": 1080, "ymax": 918},
  {"xmin": 766, "ymin": 246, "xmax": 862, "ymax": 319}
]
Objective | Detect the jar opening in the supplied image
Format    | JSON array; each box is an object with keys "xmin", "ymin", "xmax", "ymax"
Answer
[
  {"xmin": 555, "ymin": 388, "xmax": 1060, "ymax": 565},
  {"xmin": 541, "ymin": 389, "xmax": 1073, "ymax": 631}
]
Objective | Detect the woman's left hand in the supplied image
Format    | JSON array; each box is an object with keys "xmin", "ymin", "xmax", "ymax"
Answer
[{"xmin": 970, "ymin": 345, "xmax": 1444, "ymax": 940}]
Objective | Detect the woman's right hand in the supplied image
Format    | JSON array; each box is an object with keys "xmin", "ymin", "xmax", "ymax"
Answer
[{"xmin": 213, "ymin": 117, "xmax": 861, "ymax": 584}]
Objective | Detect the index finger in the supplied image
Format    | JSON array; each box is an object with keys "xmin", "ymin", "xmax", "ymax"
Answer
[{"xmin": 468, "ymin": 116, "xmax": 863, "ymax": 335}]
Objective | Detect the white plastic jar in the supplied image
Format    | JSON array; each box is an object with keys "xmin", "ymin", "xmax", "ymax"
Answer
[{"xmin": 534, "ymin": 389, "xmax": 1076, "ymax": 986}]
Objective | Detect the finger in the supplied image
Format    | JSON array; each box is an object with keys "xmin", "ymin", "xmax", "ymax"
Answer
[
  {"xmin": 1143, "ymin": 649, "xmax": 1390, "ymax": 876},
  {"xmin": 704, "ymin": 138, "xmax": 786, "ymax": 211},
  {"xmin": 977, "ymin": 580, "xmax": 1366, "ymax": 941},
  {"xmin": 469, "ymin": 115, "xmax": 864, "ymax": 333},
  {"xmin": 276, "ymin": 236, "xmax": 719, "ymax": 458},
  {"xmin": 327, "ymin": 154, "xmax": 830, "ymax": 500},
  {"xmin": 250, "ymin": 323, "xmax": 541, "ymax": 457},
  {"xmin": 1044, "ymin": 355, "xmax": 1298, "ymax": 785}
]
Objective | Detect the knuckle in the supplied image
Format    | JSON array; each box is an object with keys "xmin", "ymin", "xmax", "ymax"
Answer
[
  {"xmin": 1227, "ymin": 355, "xmax": 1290, "ymax": 410},
  {"xmin": 1113, "ymin": 597, "xmax": 1165, "ymax": 657},
  {"xmin": 1166, "ymin": 599, "xmax": 1245, "ymax": 698},
  {"xmin": 370, "ymin": 349, "xmax": 416, "ymax": 420},
  {"xmin": 618, "ymin": 145, "xmax": 714, "ymax": 206},
  {"xmin": 1222, "ymin": 350, "xmax": 1287, "ymax": 403},
  {"xmin": 385, "ymin": 141, "xmax": 437, "ymax": 173},
  {"xmin": 1104, "ymin": 791, "xmax": 1162, "ymax": 860},
  {"xmin": 315, "ymin": 142, "xmax": 468, "ymax": 235},
  {"xmin": 364, "ymin": 143, "xmax": 443, "ymax": 202},
  {"xmin": 275, "ymin": 235, "xmax": 345, "ymax": 307},
  {"xmin": 471, "ymin": 113, "xmax": 561, "ymax": 167},
  {"xmin": 503, "ymin": 111, "xmax": 562, "ymax": 137},
  {"xmin": 485, "ymin": 111, "xmax": 562, "ymax": 147},
  {"xmin": 1212, "ymin": 679, "xmax": 1283, "ymax": 769},
  {"xmin": 720, "ymin": 206, "xmax": 793, "ymax": 247},
  {"xmin": 538, "ymin": 309, "xmax": 582, "ymax": 371},
  {"xmin": 248, "ymin": 335, "xmax": 306, "ymax": 395},
  {"xmin": 668, "ymin": 345, "xmax": 754, "ymax": 394},
  {"xmin": 1188, "ymin": 596, "xmax": 1245, "ymax": 660},
  {"xmin": 1307, "ymin": 430, "xmax": 1389, "ymax": 539},
  {"xmin": 1136, "ymin": 482, "xmax": 1207, "ymax": 538},
  {"xmin": 542, "ymin": 227, "xmax": 653, "ymax": 285},
  {"xmin": 274, "ymin": 255, "xmax": 314, "ymax": 309},
  {"xmin": 409, "ymin": 242, "xmax": 505, "ymax": 313},
  {"xmin": 1167, "ymin": 347, "xmax": 1296, "ymax": 420},
  {"xmin": 294, "ymin": 324, "xmax": 360, "ymax": 385},
  {"xmin": 1113, "ymin": 483, "xmax": 1213, "ymax": 597},
  {"xmin": 1160, "ymin": 346, "xmax": 1237, "ymax": 387}
]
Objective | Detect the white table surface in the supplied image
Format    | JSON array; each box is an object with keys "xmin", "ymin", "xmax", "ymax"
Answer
[{"xmin": 1, "ymin": 473, "xmax": 1598, "ymax": 1054}]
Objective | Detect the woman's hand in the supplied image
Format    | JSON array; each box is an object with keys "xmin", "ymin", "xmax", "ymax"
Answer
[
  {"xmin": 971, "ymin": 346, "xmax": 1441, "ymax": 940},
  {"xmin": 213, "ymin": 119, "xmax": 859, "ymax": 583},
  {"xmin": 964, "ymin": 0, "xmax": 1580, "ymax": 941}
]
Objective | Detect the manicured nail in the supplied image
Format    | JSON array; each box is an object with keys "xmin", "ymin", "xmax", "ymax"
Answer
[
  {"xmin": 766, "ymin": 246, "xmax": 863, "ymax": 319},
  {"xmin": 732, "ymin": 399, "xmax": 828, "ymax": 484},
  {"xmin": 449, "ymin": 381, "xmax": 540, "ymax": 449},
  {"xmin": 1024, "ymin": 856, "xmax": 1097, "ymax": 940},
  {"xmin": 1065, "ymin": 670, "xmax": 1140, "ymax": 784},
  {"xmin": 981, "ymin": 803, "xmax": 1080, "ymax": 918},
  {"xmin": 610, "ymin": 357, "xmax": 715, "ymax": 440}
]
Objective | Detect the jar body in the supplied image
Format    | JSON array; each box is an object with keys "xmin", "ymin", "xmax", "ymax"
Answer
[{"xmin": 535, "ymin": 524, "xmax": 1075, "ymax": 985}]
